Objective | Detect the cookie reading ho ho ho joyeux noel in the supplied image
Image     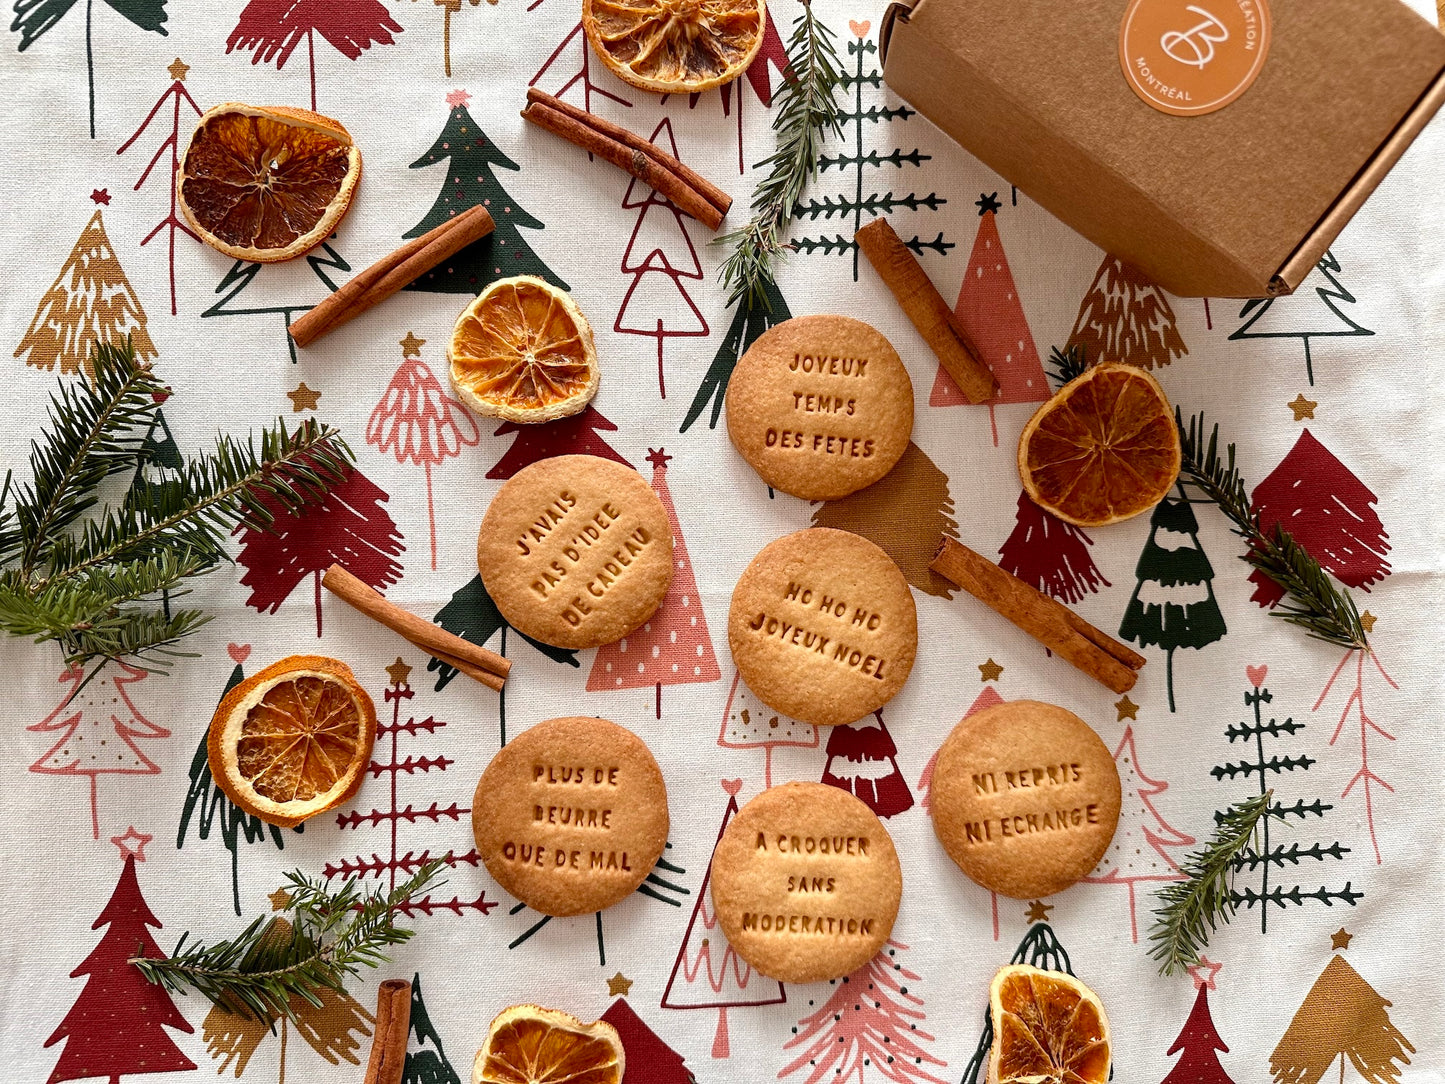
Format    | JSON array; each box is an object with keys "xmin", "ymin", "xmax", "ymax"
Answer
[{"xmin": 477, "ymin": 454, "xmax": 674, "ymax": 650}]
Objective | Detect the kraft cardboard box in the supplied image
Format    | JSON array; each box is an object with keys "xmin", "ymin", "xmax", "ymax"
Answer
[{"xmin": 880, "ymin": 0, "xmax": 1445, "ymax": 297}]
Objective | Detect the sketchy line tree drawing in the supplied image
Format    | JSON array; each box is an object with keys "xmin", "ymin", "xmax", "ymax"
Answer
[
  {"xmin": 1314, "ymin": 647, "xmax": 1400, "ymax": 865},
  {"xmin": 529, "ymin": 22, "xmax": 632, "ymax": 114},
  {"xmin": 1066, "ymin": 254, "xmax": 1187, "ymax": 372},
  {"xmin": 201, "ymin": 242, "xmax": 350, "ymax": 363},
  {"xmin": 718, "ymin": 671, "xmax": 819, "ymax": 789}
]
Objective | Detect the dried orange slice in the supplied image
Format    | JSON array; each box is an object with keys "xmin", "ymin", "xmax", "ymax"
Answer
[
  {"xmin": 206, "ymin": 655, "xmax": 376, "ymax": 828},
  {"xmin": 448, "ymin": 276, "xmax": 600, "ymax": 424},
  {"xmin": 178, "ymin": 103, "xmax": 361, "ymax": 263},
  {"xmin": 582, "ymin": 0, "xmax": 765, "ymax": 93},
  {"xmin": 988, "ymin": 965, "xmax": 1111, "ymax": 1084},
  {"xmin": 474, "ymin": 1005, "xmax": 624, "ymax": 1084},
  {"xmin": 1017, "ymin": 361, "xmax": 1181, "ymax": 527}
]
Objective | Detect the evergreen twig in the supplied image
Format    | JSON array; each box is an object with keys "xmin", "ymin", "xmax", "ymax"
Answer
[
  {"xmin": 1046, "ymin": 344, "xmax": 1089, "ymax": 390},
  {"xmin": 131, "ymin": 859, "xmax": 447, "ymax": 1024},
  {"xmin": 1149, "ymin": 791, "xmax": 1273, "ymax": 976}
]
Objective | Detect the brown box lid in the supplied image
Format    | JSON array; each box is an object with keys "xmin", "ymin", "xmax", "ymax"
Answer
[{"xmin": 881, "ymin": 0, "xmax": 1445, "ymax": 297}]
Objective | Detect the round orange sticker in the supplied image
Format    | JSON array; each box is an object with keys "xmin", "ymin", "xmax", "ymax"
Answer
[{"xmin": 1119, "ymin": 0, "xmax": 1272, "ymax": 117}]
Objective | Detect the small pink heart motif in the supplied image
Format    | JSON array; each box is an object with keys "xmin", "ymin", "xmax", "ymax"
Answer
[
  {"xmin": 849, "ymin": 19, "xmax": 870, "ymax": 38},
  {"xmin": 722, "ymin": 778, "xmax": 743, "ymax": 796},
  {"xmin": 1245, "ymin": 664, "xmax": 1268, "ymax": 688},
  {"xmin": 228, "ymin": 643, "xmax": 252, "ymax": 664}
]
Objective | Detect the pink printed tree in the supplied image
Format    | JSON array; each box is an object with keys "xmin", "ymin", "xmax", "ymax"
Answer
[
  {"xmin": 588, "ymin": 449, "xmax": 720, "ymax": 716},
  {"xmin": 717, "ymin": 671, "xmax": 818, "ymax": 788},
  {"xmin": 821, "ymin": 711, "xmax": 914, "ymax": 819},
  {"xmin": 530, "ymin": 22, "xmax": 632, "ymax": 114},
  {"xmin": 1081, "ymin": 726, "xmax": 1194, "ymax": 941},
  {"xmin": 615, "ymin": 120, "xmax": 708, "ymax": 399},
  {"xmin": 1314, "ymin": 647, "xmax": 1400, "ymax": 865},
  {"xmin": 779, "ymin": 941, "xmax": 948, "ymax": 1084},
  {"xmin": 30, "ymin": 663, "xmax": 170, "ymax": 839},
  {"xmin": 367, "ymin": 340, "xmax": 480, "ymax": 569},
  {"xmin": 997, "ymin": 491, "xmax": 1109, "ymax": 605},
  {"xmin": 661, "ymin": 780, "xmax": 785, "ymax": 1057},
  {"xmin": 1066, "ymin": 254, "xmax": 1187, "ymax": 371},
  {"xmin": 930, "ymin": 192, "xmax": 1047, "ymax": 445},
  {"xmin": 487, "ymin": 406, "xmax": 630, "ymax": 479}
]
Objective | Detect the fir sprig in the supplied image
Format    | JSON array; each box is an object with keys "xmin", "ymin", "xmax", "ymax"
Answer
[
  {"xmin": 132, "ymin": 859, "xmax": 447, "ymax": 1023},
  {"xmin": 716, "ymin": 0, "xmax": 844, "ymax": 310},
  {"xmin": 1149, "ymin": 791, "xmax": 1273, "ymax": 976},
  {"xmin": 1177, "ymin": 411, "xmax": 1368, "ymax": 650},
  {"xmin": 1046, "ymin": 344, "xmax": 1089, "ymax": 390}
]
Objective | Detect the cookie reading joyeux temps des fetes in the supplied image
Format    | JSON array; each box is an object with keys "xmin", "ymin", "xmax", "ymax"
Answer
[
  {"xmin": 710, "ymin": 782, "xmax": 902, "ymax": 983},
  {"xmin": 472, "ymin": 716, "xmax": 669, "ymax": 917},
  {"xmin": 477, "ymin": 454, "xmax": 674, "ymax": 650},
  {"xmin": 929, "ymin": 700, "xmax": 1122, "ymax": 899},
  {"xmin": 725, "ymin": 314, "xmax": 914, "ymax": 500},
  {"xmin": 728, "ymin": 528, "xmax": 917, "ymax": 728}
]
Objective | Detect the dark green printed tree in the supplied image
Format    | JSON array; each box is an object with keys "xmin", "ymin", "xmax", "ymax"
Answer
[
  {"xmin": 403, "ymin": 973, "xmax": 462, "ymax": 1084},
  {"xmin": 404, "ymin": 89, "xmax": 566, "ymax": 294},
  {"xmin": 681, "ymin": 275, "xmax": 791, "ymax": 433},
  {"xmin": 201, "ymin": 240, "xmax": 350, "ymax": 363}
]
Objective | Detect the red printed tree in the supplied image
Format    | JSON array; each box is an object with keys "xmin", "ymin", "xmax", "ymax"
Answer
[
  {"xmin": 717, "ymin": 671, "xmax": 818, "ymax": 788},
  {"xmin": 1081, "ymin": 726, "xmax": 1194, "ymax": 941},
  {"xmin": 615, "ymin": 120, "xmax": 708, "ymax": 399},
  {"xmin": 821, "ymin": 711, "xmax": 914, "ymax": 819},
  {"xmin": 30, "ymin": 663, "xmax": 169, "ymax": 840},
  {"xmin": 1314, "ymin": 647, "xmax": 1400, "ymax": 865},
  {"xmin": 235, "ymin": 460, "xmax": 404, "ymax": 636},
  {"xmin": 1066, "ymin": 254, "xmax": 1187, "ymax": 372},
  {"xmin": 661, "ymin": 780, "xmax": 785, "ymax": 1058},
  {"xmin": 779, "ymin": 941, "xmax": 948, "ymax": 1084},
  {"xmin": 600, "ymin": 999, "xmax": 693, "ymax": 1083},
  {"xmin": 1163, "ymin": 978, "xmax": 1239, "ymax": 1084},
  {"xmin": 44, "ymin": 831, "xmax": 197, "ymax": 1083},
  {"xmin": 997, "ymin": 491, "xmax": 1109, "ymax": 605},
  {"xmin": 1248, "ymin": 429, "xmax": 1390, "ymax": 607},
  {"xmin": 588, "ymin": 449, "xmax": 721, "ymax": 716},
  {"xmin": 930, "ymin": 193, "xmax": 1047, "ymax": 445},
  {"xmin": 487, "ymin": 405, "xmax": 631, "ymax": 479},
  {"xmin": 530, "ymin": 22, "xmax": 632, "ymax": 114}
]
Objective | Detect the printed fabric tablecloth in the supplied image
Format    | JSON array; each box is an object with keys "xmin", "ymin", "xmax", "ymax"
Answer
[{"xmin": 2, "ymin": 2, "xmax": 1443, "ymax": 1082}]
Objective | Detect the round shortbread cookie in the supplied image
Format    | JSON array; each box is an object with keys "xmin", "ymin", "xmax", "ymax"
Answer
[
  {"xmin": 477, "ymin": 455, "xmax": 674, "ymax": 650},
  {"xmin": 930, "ymin": 700, "xmax": 1122, "ymax": 899},
  {"xmin": 710, "ymin": 782, "xmax": 902, "ymax": 984},
  {"xmin": 728, "ymin": 528, "xmax": 917, "ymax": 727},
  {"xmin": 725, "ymin": 315, "xmax": 914, "ymax": 500},
  {"xmin": 472, "ymin": 716, "xmax": 669, "ymax": 917}
]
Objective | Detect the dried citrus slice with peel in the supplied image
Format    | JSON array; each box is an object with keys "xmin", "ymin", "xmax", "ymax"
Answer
[
  {"xmin": 449, "ymin": 276, "xmax": 600, "ymax": 424},
  {"xmin": 473, "ymin": 1005, "xmax": 624, "ymax": 1084},
  {"xmin": 988, "ymin": 965, "xmax": 1111, "ymax": 1084},
  {"xmin": 178, "ymin": 103, "xmax": 361, "ymax": 263},
  {"xmin": 1017, "ymin": 361, "xmax": 1181, "ymax": 527},
  {"xmin": 206, "ymin": 655, "xmax": 376, "ymax": 828},
  {"xmin": 583, "ymin": 0, "xmax": 765, "ymax": 93}
]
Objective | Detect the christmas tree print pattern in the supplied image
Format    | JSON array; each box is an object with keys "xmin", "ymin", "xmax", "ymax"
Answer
[
  {"xmin": 1231, "ymin": 251, "xmax": 1372, "ymax": 386},
  {"xmin": 1162, "ymin": 965, "xmax": 1239, "ymax": 1084},
  {"xmin": 820, "ymin": 711, "xmax": 915, "ymax": 819},
  {"xmin": 201, "ymin": 241, "xmax": 351, "ymax": 364},
  {"xmin": 717, "ymin": 671, "xmax": 819, "ymax": 789},
  {"xmin": 1065, "ymin": 255, "xmax": 1187, "ymax": 371},
  {"xmin": 998, "ymin": 490, "xmax": 1110, "ymax": 606},
  {"xmin": 600, "ymin": 999, "xmax": 695, "ymax": 1083},
  {"xmin": 418, "ymin": 0, "xmax": 489, "ymax": 79},
  {"xmin": 1314, "ymin": 645, "xmax": 1400, "ymax": 865},
  {"xmin": 681, "ymin": 276, "xmax": 793, "ymax": 433},
  {"xmin": 402, "ymin": 973, "xmax": 463, "ymax": 1084},
  {"xmin": 529, "ymin": 20, "xmax": 632, "ymax": 115},
  {"xmin": 488, "ymin": 405, "xmax": 630, "ymax": 479}
]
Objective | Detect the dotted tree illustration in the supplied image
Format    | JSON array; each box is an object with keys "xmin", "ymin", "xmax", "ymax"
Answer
[
  {"xmin": 717, "ymin": 671, "xmax": 819, "ymax": 789},
  {"xmin": 662, "ymin": 780, "xmax": 785, "ymax": 1058},
  {"xmin": 201, "ymin": 241, "xmax": 350, "ymax": 363},
  {"xmin": 1065, "ymin": 254, "xmax": 1187, "ymax": 372},
  {"xmin": 1313, "ymin": 645, "xmax": 1400, "ymax": 865},
  {"xmin": 1162, "ymin": 965, "xmax": 1240, "ymax": 1084},
  {"xmin": 600, "ymin": 999, "xmax": 694, "ymax": 1082},
  {"xmin": 681, "ymin": 276, "xmax": 793, "ymax": 434},
  {"xmin": 15, "ymin": 201, "xmax": 158, "ymax": 378},
  {"xmin": 227, "ymin": 0, "xmax": 401, "ymax": 113},
  {"xmin": 1230, "ymin": 251, "xmax": 1373, "ymax": 386},
  {"xmin": 1212, "ymin": 666, "xmax": 1361, "ymax": 931},
  {"xmin": 821, "ymin": 711, "xmax": 914, "ymax": 819},
  {"xmin": 999, "ymin": 490, "xmax": 1109, "ymax": 608},
  {"xmin": 116, "ymin": 58, "xmax": 202, "ymax": 316},
  {"xmin": 402, "ymin": 973, "xmax": 463, "ymax": 1084},
  {"xmin": 407, "ymin": 0, "xmax": 488, "ymax": 78},
  {"xmin": 791, "ymin": 25, "xmax": 950, "ymax": 278},
  {"xmin": 529, "ymin": 21, "xmax": 632, "ymax": 114}
]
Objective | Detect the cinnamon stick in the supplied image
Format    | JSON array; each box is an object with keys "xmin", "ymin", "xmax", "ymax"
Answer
[
  {"xmin": 929, "ymin": 537, "xmax": 1145, "ymax": 693},
  {"xmin": 521, "ymin": 88, "xmax": 731, "ymax": 230},
  {"xmin": 363, "ymin": 979, "xmax": 412, "ymax": 1084},
  {"xmin": 289, "ymin": 205, "xmax": 495, "ymax": 347},
  {"xmin": 321, "ymin": 564, "xmax": 510, "ymax": 691},
  {"xmin": 856, "ymin": 217, "xmax": 998, "ymax": 404}
]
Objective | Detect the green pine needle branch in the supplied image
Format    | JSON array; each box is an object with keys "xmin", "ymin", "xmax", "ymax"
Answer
[
  {"xmin": 0, "ymin": 338, "xmax": 354, "ymax": 669},
  {"xmin": 1149, "ymin": 790, "xmax": 1273, "ymax": 976},
  {"xmin": 716, "ymin": 0, "xmax": 844, "ymax": 311},
  {"xmin": 1046, "ymin": 344, "xmax": 1090, "ymax": 390},
  {"xmin": 1177, "ymin": 410, "xmax": 1368, "ymax": 651},
  {"xmin": 132, "ymin": 859, "xmax": 447, "ymax": 1024}
]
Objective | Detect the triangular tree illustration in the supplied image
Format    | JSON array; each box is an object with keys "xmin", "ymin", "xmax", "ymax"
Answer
[
  {"xmin": 178, "ymin": 648, "xmax": 300, "ymax": 916},
  {"xmin": 1161, "ymin": 965, "xmax": 1239, "ymax": 1084},
  {"xmin": 999, "ymin": 490, "xmax": 1110, "ymax": 606},
  {"xmin": 811, "ymin": 441, "xmax": 958, "ymax": 598},
  {"xmin": 9, "ymin": 0, "xmax": 168, "ymax": 138},
  {"xmin": 600, "ymin": 999, "xmax": 694, "ymax": 1083},
  {"xmin": 1065, "ymin": 254, "xmax": 1187, "ymax": 372},
  {"xmin": 402, "ymin": 973, "xmax": 463, "ymax": 1084},
  {"xmin": 588, "ymin": 449, "xmax": 721, "ymax": 717},
  {"xmin": 117, "ymin": 58, "xmax": 203, "ymax": 315},
  {"xmin": 1270, "ymin": 936, "xmax": 1413, "ymax": 1084},
  {"xmin": 227, "ymin": 0, "xmax": 402, "ymax": 112},
  {"xmin": 681, "ymin": 276, "xmax": 793, "ymax": 433},
  {"xmin": 487, "ymin": 406, "xmax": 630, "ymax": 479},
  {"xmin": 201, "ymin": 241, "xmax": 350, "ymax": 363},
  {"xmin": 367, "ymin": 337, "xmax": 480, "ymax": 570},
  {"xmin": 404, "ymin": 89, "xmax": 567, "ymax": 295},
  {"xmin": 44, "ymin": 830, "xmax": 197, "ymax": 1083},
  {"xmin": 15, "ymin": 203, "xmax": 158, "ymax": 377},
  {"xmin": 127, "ymin": 402, "xmax": 200, "ymax": 612},
  {"xmin": 615, "ymin": 120, "xmax": 708, "ymax": 399},
  {"xmin": 717, "ymin": 671, "xmax": 819, "ymax": 789},
  {"xmin": 1230, "ymin": 250, "xmax": 1372, "ymax": 385},
  {"xmin": 662, "ymin": 780, "xmax": 786, "ymax": 1058},
  {"xmin": 1248, "ymin": 429, "xmax": 1390, "ymax": 607},
  {"xmin": 1080, "ymin": 726, "xmax": 1194, "ymax": 942},
  {"xmin": 30, "ymin": 662, "xmax": 170, "ymax": 840},
  {"xmin": 1313, "ymin": 644, "xmax": 1400, "ymax": 865},
  {"xmin": 821, "ymin": 711, "xmax": 914, "ymax": 819},
  {"xmin": 930, "ymin": 193, "xmax": 1047, "ymax": 446},
  {"xmin": 409, "ymin": 0, "xmax": 488, "ymax": 78},
  {"xmin": 1118, "ymin": 488, "xmax": 1227, "ymax": 711},
  {"xmin": 235, "ymin": 459, "xmax": 404, "ymax": 637},
  {"xmin": 529, "ymin": 21, "xmax": 632, "ymax": 114}
]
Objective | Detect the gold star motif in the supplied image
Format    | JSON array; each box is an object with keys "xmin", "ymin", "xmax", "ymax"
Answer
[
  {"xmin": 606, "ymin": 972, "xmax": 633, "ymax": 997},
  {"xmin": 1115, "ymin": 695, "xmax": 1139, "ymax": 721},
  {"xmin": 1288, "ymin": 394, "xmax": 1317, "ymax": 421},
  {"xmin": 385, "ymin": 657, "xmax": 413, "ymax": 686},
  {"xmin": 1025, "ymin": 900, "xmax": 1053, "ymax": 924},
  {"xmin": 400, "ymin": 331, "xmax": 426, "ymax": 358},
  {"xmin": 978, "ymin": 658, "xmax": 1004, "ymax": 682},
  {"xmin": 286, "ymin": 381, "xmax": 321, "ymax": 412},
  {"xmin": 268, "ymin": 887, "xmax": 292, "ymax": 911},
  {"xmin": 1360, "ymin": 611, "xmax": 1377, "ymax": 634},
  {"xmin": 1331, "ymin": 928, "xmax": 1353, "ymax": 951},
  {"xmin": 167, "ymin": 57, "xmax": 191, "ymax": 82}
]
